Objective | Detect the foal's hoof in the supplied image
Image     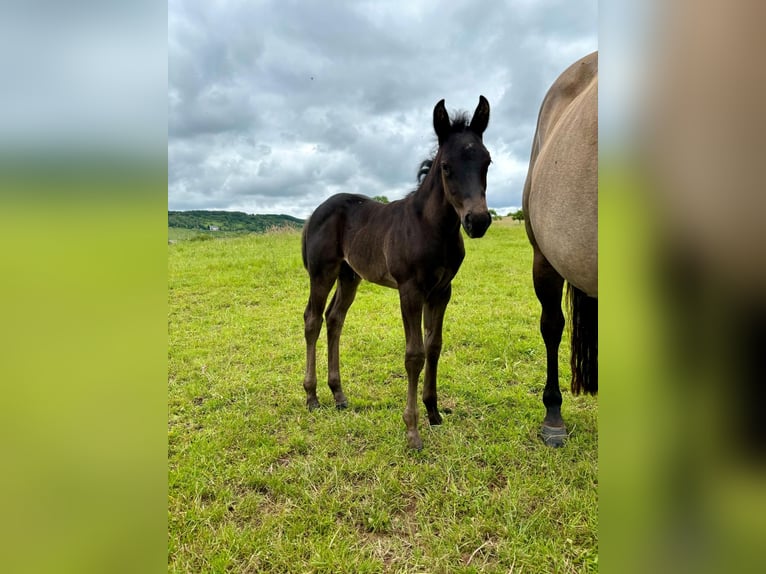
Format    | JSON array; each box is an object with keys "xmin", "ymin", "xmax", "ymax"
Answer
[
  {"xmin": 406, "ymin": 432, "xmax": 424, "ymax": 451},
  {"xmin": 427, "ymin": 411, "xmax": 443, "ymax": 426},
  {"xmin": 335, "ymin": 401, "xmax": 348, "ymax": 410},
  {"xmin": 307, "ymin": 398, "xmax": 321, "ymax": 412},
  {"xmin": 540, "ymin": 424, "xmax": 568, "ymax": 448}
]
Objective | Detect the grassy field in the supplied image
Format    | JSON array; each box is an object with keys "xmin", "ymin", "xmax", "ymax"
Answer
[
  {"xmin": 168, "ymin": 227, "xmax": 249, "ymax": 242},
  {"xmin": 168, "ymin": 223, "xmax": 597, "ymax": 573}
]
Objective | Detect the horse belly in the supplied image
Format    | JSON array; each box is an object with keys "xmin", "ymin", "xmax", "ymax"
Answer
[
  {"xmin": 530, "ymin": 79, "xmax": 598, "ymax": 297},
  {"xmin": 542, "ymin": 232, "xmax": 598, "ymax": 296},
  {"xmin": 530, "ymin": 183, "xmax": 597, "ymax": 296},
  {"xmin": 531, "ymin": 159, "xmax": 597, "ymax": 292},
  {"xmin": 350, "ymin": 260, "xmax": 398, "ymax": 288},
  {"xmin": 345, "ymin": 249, "xmax": 398, "ymax": 288}
]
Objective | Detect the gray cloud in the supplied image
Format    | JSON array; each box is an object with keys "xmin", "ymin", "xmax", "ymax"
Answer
[{"xmin": 169, "ymin": 0, "xmax": 597, "ymax": 217}]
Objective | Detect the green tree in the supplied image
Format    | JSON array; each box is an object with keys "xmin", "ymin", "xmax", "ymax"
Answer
[
  {"xmin": 509, "ymin": 209, "xmax": 524, "ymax": 222},
  {"xmin": 372, "ymin": 195, "xmax": 389, "ymax": 204}
]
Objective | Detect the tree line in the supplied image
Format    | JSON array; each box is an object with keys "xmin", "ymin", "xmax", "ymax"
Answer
[{"xmin": 168, "ymin": 210, "xmax": 305, "ymax": 233}]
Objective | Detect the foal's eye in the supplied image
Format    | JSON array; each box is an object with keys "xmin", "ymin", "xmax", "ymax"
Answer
[{"xmin": 441, "ymin": 163, "xmax": 451, "ymax": 177}]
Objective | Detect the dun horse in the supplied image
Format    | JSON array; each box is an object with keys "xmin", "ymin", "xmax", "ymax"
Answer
[
  {"xmin": 522, "ymin": 52, "xmax": 598, "ymax": 447},
  {"xmin": 302, "ymin": 97, "xmax": 492, "ymax": 450}
]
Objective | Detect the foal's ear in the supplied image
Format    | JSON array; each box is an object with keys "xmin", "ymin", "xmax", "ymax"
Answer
[
  {"xmin": 470, "ymin": 95, "xmax": 490, "ymax": 136},
  {"xmin": 433, "ymin": 99, "xmax": 451, "ymax": 145}
]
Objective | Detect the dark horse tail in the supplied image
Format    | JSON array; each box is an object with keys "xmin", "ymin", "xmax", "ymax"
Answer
[
  {"xmin": 301, "ymin": 217, "xmax": 310, "ymax": 270},
  {"xmin": 567, "ymin": 284, "xmax": 598, "ymax": 395}
]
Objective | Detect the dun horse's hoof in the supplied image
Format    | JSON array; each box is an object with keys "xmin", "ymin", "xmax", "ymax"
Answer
[
  {"xmin": 540, "ymin": 424, "xmax": 568, "ymax": 448},
  {"xmin": 307, "ymin": 398, "xmax": 321, "ymax": 411},
  {"xmin": 335, "ymin": 401, "xmax": 348, "ymax": 410}
]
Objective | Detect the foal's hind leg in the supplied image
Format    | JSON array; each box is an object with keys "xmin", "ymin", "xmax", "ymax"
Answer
[
  {"xmin": 325, "ymin": 263, "xmax": 361, "ymax": 409},
  {"xmin": 533, "ymin": 249, "xmax": 567, "ymax": 447},
  {"xmin": 303, "ymin": 274, "xmax": 336, "ymax": 411},
  {"xmin": 423, "ymin": 285, "xmax": 452, "ymax": 425}
]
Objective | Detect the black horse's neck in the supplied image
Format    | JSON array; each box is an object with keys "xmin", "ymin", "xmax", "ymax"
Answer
[{"xmin": 409, "ymin": 151, "xmax": 461, "ymax": 233}]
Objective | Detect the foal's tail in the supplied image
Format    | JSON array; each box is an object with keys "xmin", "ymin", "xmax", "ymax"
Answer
[{"xmin": 567, "ymin": 284, "xmax": 598, "ymax": 395}]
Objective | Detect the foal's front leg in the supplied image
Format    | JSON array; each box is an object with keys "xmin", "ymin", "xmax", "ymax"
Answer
[
  {"xmin": 423, "ymin": 285, "xmax": 451, "ymax": 425},
  {"xmin": 399, "ymin": 284, "xmax": 426, "ymax": 450}
]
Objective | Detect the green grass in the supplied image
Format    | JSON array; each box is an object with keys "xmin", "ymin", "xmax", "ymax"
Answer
[
  {"xmin": 168, "ymin": 227, "xmax": 249, "ymax": 242},
  {"xmin": 168, "ymin": 224, "xmax": 597, "ymax": 573}
]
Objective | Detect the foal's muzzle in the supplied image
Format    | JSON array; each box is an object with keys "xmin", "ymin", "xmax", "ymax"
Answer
[{"xmin": 462, "ymin": 210, "xmax": 492, "ymax": 238}]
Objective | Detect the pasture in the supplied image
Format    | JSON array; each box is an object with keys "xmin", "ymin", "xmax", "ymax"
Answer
[{"xmin": 168, "ymin": 222, "xmax": 597, "ymax": 573}]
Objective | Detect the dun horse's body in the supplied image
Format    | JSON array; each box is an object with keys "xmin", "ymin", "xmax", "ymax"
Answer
[
  {"xmin": 302, "ymin": 97, "xmax": 492, "ymax": 449},
  {"xmin": 522, "ymin": 52, "xmax": 598, "ymax": 447}
]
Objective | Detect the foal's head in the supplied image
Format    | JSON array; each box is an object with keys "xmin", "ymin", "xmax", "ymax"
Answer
[{"xmin": 433, "ymin": 96, "xmax": 492, "ymax": 238}]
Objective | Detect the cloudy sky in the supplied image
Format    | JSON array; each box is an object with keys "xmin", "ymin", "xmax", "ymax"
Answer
[{"xmin": 169, "ymin": 0, "xmax": 597, "ymax": 218}]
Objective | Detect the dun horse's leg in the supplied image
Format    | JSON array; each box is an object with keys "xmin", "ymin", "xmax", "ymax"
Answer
[
  {"xmin": 423, "ymin": 285, "xmax": 451, "ymax": 426},
  {"xmin": 399, "ymin": 284, "xmax": 426, "ymax": 449},
  {"xmin": 533, "ymin": 250, "xmax": 567, "ymax": 447},
  {"xmin": 303, "ymin": 276, "xmax": 334, "ymax": 411},
  {"xmin": 325, "ymin": 263, "xmax": 361, "ymax": 409}
]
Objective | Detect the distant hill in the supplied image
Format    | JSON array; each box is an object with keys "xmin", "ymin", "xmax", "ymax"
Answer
[{"xmin": 168, "ymin": 210, "xmax": 304, "ymax": 233}]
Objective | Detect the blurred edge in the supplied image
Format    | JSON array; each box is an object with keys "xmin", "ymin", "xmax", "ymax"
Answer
[
  {"xmin": 0, "ymin": 2, "xmax": 167, "ymax": 573},
  {"xmin": 3, "ymin": 0, "xmax": 766, "ymax": 572},
  {"xmin": 0, "ymin": 161, "xmax": 168, "ymax": 574},
  {"xmin": 601, "ymin": 1, "xmax": 766, "ymax": 573}
]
